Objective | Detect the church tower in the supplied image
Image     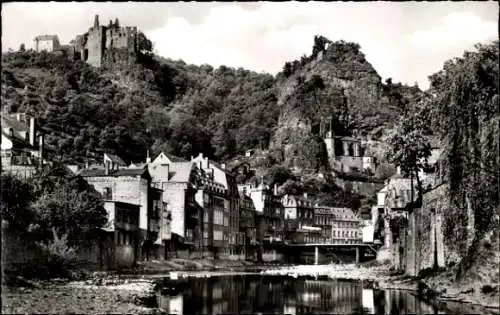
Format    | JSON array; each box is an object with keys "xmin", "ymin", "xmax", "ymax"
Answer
[{"xmin": 324, "ymin": 116, "xmax": 336, "ymax": 161}]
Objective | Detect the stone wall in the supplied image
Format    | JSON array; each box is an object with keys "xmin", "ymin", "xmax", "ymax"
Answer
[
  {"xmin": 417, "ymin": 183, "xmax": 462, "ymax": 272},
  {"xmin": 1, "ymin": 227, "xmax": 45, "ymax": 272}
]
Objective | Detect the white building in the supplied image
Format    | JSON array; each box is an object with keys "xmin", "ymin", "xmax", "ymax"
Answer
[{"xmin": 34, "ymin": 35, "xmax": 61, "ymax": 52}]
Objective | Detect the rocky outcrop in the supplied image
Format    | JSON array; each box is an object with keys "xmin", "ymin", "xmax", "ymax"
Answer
[{"xmin": 271, "ymin": 39, "xmax": 396, "ymax": 171}]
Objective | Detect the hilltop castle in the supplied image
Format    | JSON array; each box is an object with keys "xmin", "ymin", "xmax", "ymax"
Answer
[{"xmin": 68, "ymin": 15, "xmax": 138, "ymax": 67}]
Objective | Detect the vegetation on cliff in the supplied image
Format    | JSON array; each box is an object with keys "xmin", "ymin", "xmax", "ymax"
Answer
[
  {"xmin": 428, "ymin": 41, "xmax": 499, "ymax": 280},
  {"xmin": 387, "ymin": 40, "xmax": 499, "ymax": 282},
  {"xmin": 1, "ymin": 34, "xmax": 417, "ymax": 208},
  {"xmin": 1, "ymin": 35, "xmax": 414, "ymax": 168}
]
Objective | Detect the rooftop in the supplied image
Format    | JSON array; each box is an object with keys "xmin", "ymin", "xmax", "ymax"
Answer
[
  {"xmin": 104, "ymin": 153, "xmax": 126, "ymax": 166},
  {"xmin": 79, "ymin": 166, "xmax": 149, "ymax": 178},
  {"xmin": 34, "ymin": 35, "xmax": 59, "ymax": 41}
]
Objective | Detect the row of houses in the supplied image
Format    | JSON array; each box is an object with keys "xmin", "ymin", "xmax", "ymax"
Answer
[{"xmin": 1, "ymin": 113, "xmax": 364, "ymax": 269}]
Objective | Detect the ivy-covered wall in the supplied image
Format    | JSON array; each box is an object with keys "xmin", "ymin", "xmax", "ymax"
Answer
[{"xmin": 416, "ymin": 183, "xmax": 465, "ymax": 273}]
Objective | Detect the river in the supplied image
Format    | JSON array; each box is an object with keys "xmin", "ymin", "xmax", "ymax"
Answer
[{"xmin": 151, "ymin": 274, "xmax": 440, "ymax": 314}]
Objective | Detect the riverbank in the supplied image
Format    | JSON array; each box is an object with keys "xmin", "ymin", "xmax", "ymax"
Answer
[
  {"xmin": 262, "ymin": 263, "xmax": 499, "ymax": 314},
  {"xmin": 3, "ymin": 261, "xmax": 498, "ymax": 314},
  {"xmin": 1, "ymin": 278, "xmax": 158, "ymax": 314}
]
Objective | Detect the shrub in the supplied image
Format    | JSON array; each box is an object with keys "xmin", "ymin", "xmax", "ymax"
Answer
[{"xmin": 36, "ymin": 229, "xmax": 78, "ymax": 278}]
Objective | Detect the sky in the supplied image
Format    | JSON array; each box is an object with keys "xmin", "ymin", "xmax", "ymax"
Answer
[{"xmin": 2, "ymin": 2, "xmax": 498, "ymax": 90}]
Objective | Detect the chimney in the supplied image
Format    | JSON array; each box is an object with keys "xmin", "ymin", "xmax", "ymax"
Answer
[
  {"xmin": 85, "ymin": 160, "xmax": 90, "ymax": 169},
  {"xmin": 221, "ymin": 163, "xmax": 226, "ymax": 170},
  {"xmin": 204, "ymin": 157, "xmax": 209, "ymax": 169},
  {"xmin": 94, "ymin": 14, "xmax": 99, "ymax": 28},
  {"xmin": 396, "ymin": 166, "xmax": 401, "ymax": 175},
  {"xmin": 29, "ymin": 117, "xmax": 36, "ymax": 146},
  {"xmin": 146, "ymin": 149, "xmax": 151, "ymax": 164},
  {"xmin": 38, "ymin": 134, "xmax": 44, "ymax": 162},
  {"xmin": 105, "ymin": 161, "xmax": 110, "ymax": 175},
  {"xmin": 274, "ymin": 184, "xmax": 278, "ymax": 196},
  {"xmin": 303, "ymin": 192, "xmax": 308, "ymax": 199},
  {"xmin": 16, "ymin": 113, "xmax": 21, "ymax": 121}
]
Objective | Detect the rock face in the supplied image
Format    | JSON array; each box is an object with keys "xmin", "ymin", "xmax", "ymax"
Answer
[{"xmin": 271, "ymin": 40, "xmax": 393, "ymax": 170}]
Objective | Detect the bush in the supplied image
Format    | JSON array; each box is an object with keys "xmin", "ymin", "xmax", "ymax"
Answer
[{"xmin": 36, "ymin": 229, "xmax": 78, "ymax": 278}]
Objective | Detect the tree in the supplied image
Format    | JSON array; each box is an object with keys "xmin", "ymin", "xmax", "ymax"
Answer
[
  {"xmin": 137, "ymin": 32, "xmax": 153, "ymax": 54},
  {"xmin": 31, "ymin": 165, "xmax": 107, "ymax": 241},
  {"xmin": 19, "ymin": 43, "xmax": 26, "ymax": 52},
  {"xmin": 385, "ymin": 98, "xmax": 432, "ymax": 202},
  {"xmin": 0, "ymin": 173, "xmax": 35, "ymax": 231},
  {"xmin": 283, "ymin": 62, "xmax": 293, "ymax": 77}
]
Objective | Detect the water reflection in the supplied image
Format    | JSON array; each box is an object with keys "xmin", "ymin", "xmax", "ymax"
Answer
[{"xmin": 155, "ymin": 275, "xmax": 439, "ymax": 315}]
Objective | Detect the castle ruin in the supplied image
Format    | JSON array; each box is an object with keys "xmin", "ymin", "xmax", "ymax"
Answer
[{"xmin": 69, "ymin": 15, "xmax": 138, "ymax": 67}]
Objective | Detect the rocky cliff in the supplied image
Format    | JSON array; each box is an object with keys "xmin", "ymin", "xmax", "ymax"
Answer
[{"xmin": 270, "ymin": 39, "xmax": 416, "ymax": 169}]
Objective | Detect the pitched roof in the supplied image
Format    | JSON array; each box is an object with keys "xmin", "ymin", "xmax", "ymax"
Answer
[
  {"xmin": 166, "ymin": 153, "xmax": 187, "ymax": 162},
  {"xmin": 2, "ymin": 114, "xmax": 29, "ymax": 133},
  {"xmin": 151, "ymin": 152, "xmax": 187, "ymax": 164},
  {"xmin": 79, "ymin": 166, "xmax": 149, "ymax": 178},
  {"xmin": 104, "ymin": 153, "xmax": 126, "ymax": 166},
  {"xmin": 168, "ymin": 162, "xmax": 195, "ymax": 182}
]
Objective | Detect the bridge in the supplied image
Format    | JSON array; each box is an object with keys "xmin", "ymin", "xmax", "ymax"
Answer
[{"xmin": 279, "ymin": 243, "xmax": 379, "ymax": 265}]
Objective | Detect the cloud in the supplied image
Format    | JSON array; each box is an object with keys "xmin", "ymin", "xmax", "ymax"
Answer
[
  {"xmin": 2, "ymin": 2, "xmax": 497, "ymax": 90},
  {"xmin": 411, "ymin": 11, "xmax": 497, "ymax": 47},
  {"xmin": 147, "ymin": 2, "xmax": 401, "ymax": 75},
  {"xmin": 405, "ymin": 11, "xmax": 498, "ymax": 88}
]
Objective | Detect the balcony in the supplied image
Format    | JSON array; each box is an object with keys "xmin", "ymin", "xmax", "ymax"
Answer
[{"xmin": 115, "ymin": 222, "xmax": 139, "ymax": 232}]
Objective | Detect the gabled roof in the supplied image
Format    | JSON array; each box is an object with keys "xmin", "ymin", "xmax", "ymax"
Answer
[
  {"xmin": 151, "ymin": 152, "xmax": 187, "ymax": 165},
  {"xmin": 104, "ymin": 153, "xmax": 126, "ymax": 166},
  {"xmin": 168, "ymin": 162, "xmax": 195, "ymax": 183},
  {"xmin": 166, "ymin": 153, "xmax": 187, "ymax": 162},
  {"xmin": 79, "ymin": 166, "xmax": 150, "ymax": 179}
]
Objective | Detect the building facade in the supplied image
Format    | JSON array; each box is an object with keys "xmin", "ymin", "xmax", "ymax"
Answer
[
  {"xmin": 238, "ymin": 192, "xmax": 257, "ymax": 259},
  {"xmin": 148, "ymin": 152, "xmax": 203, "ymax": 257},
  {"xmin": 241, "ymin": 183, "xmax": 285, "ymax": 247},
  {"xmin": 313, "ymin": 206, "xmax": 362, "ymax": 244},
  {"xmin": 79, "ymin": 153, "xmax": 162, "ymax": 261},
  {"xmin": 101, "ymin": 200, "xmax": 141, "ymax": 268},
  {"xmin": 281, "ymin": 194, "xmax": 316, "ymax": 244},
  {"xmin": 1, "ymin": 113, "xmax": 46, "ymax": 179},
  {"xmin": 323, "ymin": 127, "xmax": 376, "ymax": 173},
  {"xmin": 191, "ymin": 153, "xmax": 242, "ymax": 257},
  {"xmin": 34, "ymin": 35, "xmax": 61, "ymax": 52}
]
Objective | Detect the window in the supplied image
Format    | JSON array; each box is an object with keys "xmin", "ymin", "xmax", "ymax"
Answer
[{"xmin": 104, "ymin": 187, "xmax": 112, "ymax": 200}]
